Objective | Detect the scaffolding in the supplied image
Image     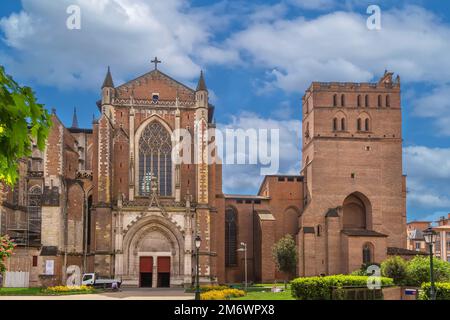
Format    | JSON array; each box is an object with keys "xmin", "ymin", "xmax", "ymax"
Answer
[{"xmin": 1, "ymin": 185, "xmax": 42, "ymax": 248}]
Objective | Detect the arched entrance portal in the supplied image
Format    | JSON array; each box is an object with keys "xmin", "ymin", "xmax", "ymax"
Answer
[
  {"xmin": 123, "ymin": 216, "xmax": 185, "ymax": 288},
  {"xmin": 342, "ymin": 192, "xmax": 372, "ymax": 230}
]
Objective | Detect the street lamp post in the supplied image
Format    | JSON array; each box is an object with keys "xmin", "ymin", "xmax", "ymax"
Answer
[
  {"xmin": 237, "ymin": 242, "xmax": 248, "ymax": 291},
  {"xmin": 423, "ymin": 227, "xmax": 437, "ymax": 300},
  {"xmin": 195, "ymin": 235, "xmax": 202, "ymax": 300}
]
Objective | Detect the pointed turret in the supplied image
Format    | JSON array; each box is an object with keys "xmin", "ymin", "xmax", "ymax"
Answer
[
  {"xmin": 101, "ymin": 66, "xmax": 115, "ymax": 106},
  {"xmin": 71, "ymin": 107, "xmax": 79, "ymax": 128},
  {"xmin": 102, "ymin": 66, "xmax": 114, "ymax": 89},
  {"xmin": 196, "ymin": 70, "xmax": 207, "ymax": 92}
]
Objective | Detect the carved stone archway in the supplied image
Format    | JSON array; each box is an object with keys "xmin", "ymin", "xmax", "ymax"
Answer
[{"xmin": 122, "ymin": 215, "xmax": 185, "ymax": 287}]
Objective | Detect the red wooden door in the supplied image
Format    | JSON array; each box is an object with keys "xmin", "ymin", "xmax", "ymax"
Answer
[
  {"xmin": 157, "ymin": 257, "xmax": 171, "ymax": 273},
  {"xmin": 140, "ymin": 257, "xmax": 153, "ymax": 273}
]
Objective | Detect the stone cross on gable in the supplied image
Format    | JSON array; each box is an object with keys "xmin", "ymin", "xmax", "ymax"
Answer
[{"xmin": 151, "ymin": 57, "xmax": 162, "ymax": 70}]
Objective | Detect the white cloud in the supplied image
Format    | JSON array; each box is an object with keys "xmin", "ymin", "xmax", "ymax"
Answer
[
  {"xmin": 413, "ymin": 85, "xmax": 450, "ymax": 136},
  {"xmin": 404, "ymin": 146, "xmax": 450, "ymax": 180},
  {"xmin": 228, "ymin": 5, "xmax": 450, "ymax": 93},
  {"xmin": 218, "ymin": 111, "xmax": 301, "ymax": 193},
  {"xmin": 404, "ymin": 146, "xmax": 450, "ymax": 213},
  {"xmin": 0, "ymin": 0, "xmax": 236, "ymax": 90},
  {"xmin": 3, "ymin": 3, "xmax": 450, "ymax": 96}
]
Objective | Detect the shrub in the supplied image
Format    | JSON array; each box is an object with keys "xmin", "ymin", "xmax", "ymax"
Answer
[
  {"xmin": 200, "ymin": 288, "xmax": 245, "ymax": 300},
  {"xmin": 381, "ymin": 256, "xmax": 408, "ymax": 285},
  {"xmin": 185, "ymin": 285, "xmax": 229, "ymax": 293},
  {"xmin": 290, "ymin": 275, "xmax": 394, "ymax": 300},
  {"xmin": 419, "ymin": 282, "xmax": 450, "ymax": 300},
  {"xmin": 406, "ymin": 256, "xmax": 450, "ymax": 286},
  {"xmin": 0, "ymin": 236, "xmax": 16, "ymax": 273},
  {"xmin": 350, "ymin": 263, "xmax": 381, "ymax": 277},
  {"xmin": 44, "ymin": 285, "xmax": 94, "ymax": 294}
]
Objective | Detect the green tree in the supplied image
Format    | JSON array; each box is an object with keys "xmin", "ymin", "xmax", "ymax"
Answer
[
  {"xmin": 381, "ymin": 256, "xmax": 408, "ymax": 285},
  {"xmin": 0, "ymin": 66, "xmax": 51, "ymax": 186},
  {"xmin": 0, "ymin": 235, "xmax": 16, "ymax": 273},
  {"xmin": 406, "ymin": 256, "xmax": 450, "ymax": 286},
  {"xmin": 272, "ymin": 234, "xmax": 298, "ymax": 288}
]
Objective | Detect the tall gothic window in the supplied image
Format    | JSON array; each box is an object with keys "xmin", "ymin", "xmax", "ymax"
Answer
[
  {"xmin": 138, "ymin": 121, "xmax": 173, "ymax": 197},
  {"xmin": 225, "ymin": 208, "xmax": 238, "ymax": 266}
]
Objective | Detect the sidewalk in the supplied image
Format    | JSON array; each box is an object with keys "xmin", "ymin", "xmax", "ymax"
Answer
[{"xmin": 0, "ymin": 288, "xmax": 195, "ymax": 300}]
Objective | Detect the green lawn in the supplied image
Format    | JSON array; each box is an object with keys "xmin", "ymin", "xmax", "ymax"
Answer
[
  {"xmin": 0, "ymin": 287, "xmax": 99, "ymax": 296},
  {"xmin": 233, "ymin": 288, "xmax": 295, "ymax": 300},
  {"xmin": 0, "ymin": 288, "xmax": 43, "ymax": 296}
]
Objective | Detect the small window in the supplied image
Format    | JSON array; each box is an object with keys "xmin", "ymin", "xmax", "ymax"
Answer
[
  {"xmin": 365, "ymin": 118, "xmax": 370, "ymax": 131},
  {"xmin": 333, "ymin": 94, "xmax": 337, "ymax": 107},
  {"xmin": 254, "ymin": 200, "xmax": 261, "ymax": 204},
  {"xmin": 386, "ymin": 95, "xmax": 390, "ymax": 107},
  {"xmin": 32, "ymin": 256, "xmax": 38, "ymax": 267},
  {"xmin": 357, "ymin": 118, "xmax": 362, "ymax": 131},
  {"xmin": 82, "ymin": 274, "xmax": 93, "ymax": 282},
  {"xmin": 152, "ymin": 93, "xmax": 160, "ymax": 103},
  {"xmin": 357, "ymin": 95, "xmax": 361, "ymax": 107},
  {"xmin": 278, "ymin": 177, "xmax": 285, "ymax": 182},
  {"xmin": 287, "ymin": 177, "xmax": 294, "ymax": 182},
  {"xmin": 333, "ymin": 118, "xmax": 338, "ymax": 131},
  {"xmin": 365, "ymin": 95, "xmax": 369, "ymax": 107},
  {"xmin": 378, "ymin": 95, "xmax": 382, "ymax": 107},
  {"xmin": 363, "ymin": 243, "xmax": 373, "ymax": 264},
  {"xmin": 341, "ymin": 94, "xmax": 345, "ymax": 107},
  {"xmin": 317, "ymin": 225, "xmax": 322, "ymax": 237},
  {"xmin": 341, "ymin": 118, "xmax": 346, "ymax": 131}
]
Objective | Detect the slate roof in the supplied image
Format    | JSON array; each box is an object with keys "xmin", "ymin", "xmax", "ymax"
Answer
[{"xmin": 102, "ymin": 66, "xmax": 114, "ymax": 88}]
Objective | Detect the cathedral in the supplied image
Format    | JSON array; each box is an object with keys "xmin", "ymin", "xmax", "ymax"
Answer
[{"xmin": 0, "ymin": 62, "xmax": 407, "ymax": 288}]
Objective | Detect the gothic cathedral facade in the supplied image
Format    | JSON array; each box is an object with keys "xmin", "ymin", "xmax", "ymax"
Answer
[{"xmin": 0, "ymin": 65, "xmax": 407, "ymax": 287}]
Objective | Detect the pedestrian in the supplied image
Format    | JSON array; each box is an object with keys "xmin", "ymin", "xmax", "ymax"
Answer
[{"xmin": 112, "ymin": 281, "xmax": 120, "ymax": 292}]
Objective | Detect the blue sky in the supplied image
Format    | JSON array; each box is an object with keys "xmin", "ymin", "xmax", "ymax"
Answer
[{"xmin": 1, "ymin": 0, "xmax": 450, "ymax": 222}]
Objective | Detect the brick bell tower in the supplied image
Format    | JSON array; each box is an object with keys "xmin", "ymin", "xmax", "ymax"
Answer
[{"xmin": 299, "ymin": 71, "xmax": 407, "ymax": 276}]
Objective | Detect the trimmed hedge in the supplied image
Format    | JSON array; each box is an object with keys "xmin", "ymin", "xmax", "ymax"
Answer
[
  {"xmin": 290, "ymin": 275, "xmax": 394, "ymax": 300},
  {"xmin": 419, "ymin": 282, "xmax": 450, "ymax": 300}
]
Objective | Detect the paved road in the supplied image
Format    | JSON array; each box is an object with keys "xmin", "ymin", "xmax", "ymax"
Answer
[{"xmin": 0, "ymin": 288, "xmax": 195, "ymax": 300}]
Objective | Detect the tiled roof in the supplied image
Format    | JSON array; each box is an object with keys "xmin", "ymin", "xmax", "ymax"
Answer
[
  {"xmin": 255, "ymin": 210, "xmax": 275, "ymax": 221},
  {"xmin": 325, "ymin": 208, "xmax": 339, "ymax": 217}
]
